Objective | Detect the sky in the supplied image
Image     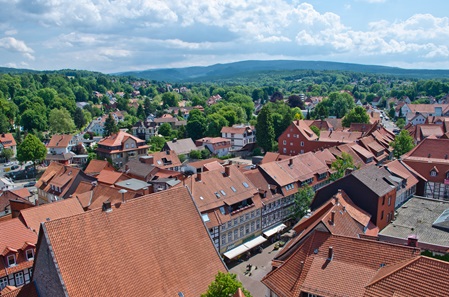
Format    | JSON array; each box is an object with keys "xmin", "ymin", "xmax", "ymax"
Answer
[{"xmin": 1, "ymin": 0, "xmax": 449, "ymax": 73}]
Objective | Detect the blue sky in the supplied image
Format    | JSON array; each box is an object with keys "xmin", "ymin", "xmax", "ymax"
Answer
[{"xmin": 0, "ymin": 0, "xmax": 448, "ymax": 73}]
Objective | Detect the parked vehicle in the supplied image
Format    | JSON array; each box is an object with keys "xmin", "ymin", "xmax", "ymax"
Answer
[{"xmin": 24, "ymin": 181, "xmax": 36, "ymax": 187}]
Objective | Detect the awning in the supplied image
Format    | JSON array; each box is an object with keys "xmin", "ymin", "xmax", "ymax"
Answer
[
  {"xmin": 244, "ymin": 235, "xmax": 267, "ymax": 250},
  {"xmin": 263, "ymin": 224, "xmax": 287, "ymax": 238},
  {"xmin": 223, "ymin": 244, "xmax": 250, "ymax": 260}
]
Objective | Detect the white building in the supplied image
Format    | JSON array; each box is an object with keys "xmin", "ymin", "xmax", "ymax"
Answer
[{"xmin": 221, "ymin": 124, "xmax": 256, "ymax": 151}]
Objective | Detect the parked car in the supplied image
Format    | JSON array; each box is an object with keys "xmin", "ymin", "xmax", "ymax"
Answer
[
  {"xmin": 11, "ymin": 165, "xmax": 19, "ymax": 170},
  {"xmin": 24, "ymin": 181, "xmax": 36, "ymax": 187}
]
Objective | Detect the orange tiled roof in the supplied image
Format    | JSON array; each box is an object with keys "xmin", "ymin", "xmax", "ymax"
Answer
[
  {"xmin": 262, "ymin": 231, "xmax": 421, "ymax": 297},
  {"xmin": 46, "ymin": 134, "xmax": 73, "ymax": 148},
  {"xmin": 0, "ymin": 283, "xmax": 38, "ymax": 297},
  {"xmin": 259, "ymin": 162, "xmax": 295, "ymax": 187},
  {"xmin": 96, "ymin": 170, "xmax": 124, "ymax": 185},
  {"xmin": 19, "ymin": 198, "xmax": 84, "ymax": 233},
  {"xmin": 319, "ymin": 130, "xmax": 363, "ymax": 143},
  {"xmin": 97, "ymin": 131, "xmax": 146, "ymax": 147},
  {"xmin": 0, "ymin": 133, "xmax": 16, "ymax": 148},
  {"xmin": 0, "ymin": 219, "xmax": 37, "ymax": 254},
  {"xmin": 6, "ymin": 188, "xmax": 32, "ymax": 200},
  {"xmin": 84, "ymin": 159, "xmax": 115, "ymax": 175},
  {"xmin": 187, "ymin": 158, "xmax": 224, "ymax": 170},
  {"xmin": 39, "ymin": 187, "xmax": 227, "ymax": 297},
  {"xmin": 365, "ymin": 256, "xmax": 449, "ymax": 296}
]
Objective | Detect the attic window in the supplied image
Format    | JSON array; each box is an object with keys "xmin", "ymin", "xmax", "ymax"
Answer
[
  {"xmin": 7, "ymin": 255, "xmax": 16, "ymax": 267},
  {"xmin": 430, "ymin": 170, "xmax": 437, "ymax": 177},
  {"xmin": 230, "ymin": 186, "xmax": 237, "ymax": 192},
  {"xmin": 220, "ymin": 190, "xmax": 226, "ymax": 196},
  {"xmin": 201, "ymin": 213, "xmax": 210, "ymax": 222},
  {"xmin": 219, "ymin": 206, "xmax": 226, "ymax": 215},
  {"xmin": 242, "ymin": 182, "xmax": 249, "ymax": 188},
  {"xmin": 26, "ymin": 249, "xmax": 34, "ymax": 261}
]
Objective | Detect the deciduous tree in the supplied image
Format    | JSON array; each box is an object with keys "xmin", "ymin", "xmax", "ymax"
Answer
[
  {"xmin": 201, "ymin": 272, "xmax": 252, "ymax": 297},
  {"xmin": 104, "ymin": 113, "xmax": 118, "ymax": 137},
  {"xmin": 342, "ymin": 106, "xmax": 370, "ymax": 127},
  {"xmin": 49, "ymin": 108, "xmax": 76, "ymax": 134},
  {"xmin": 290, "ymin": 184, "xmax": 314, "ymax": 221},
  {"xmin": 391, "ymin": 130, "xmax": 414, "ymax": 158},
  {"xmin": 17, "ymin": 134, "xmax": 46, "ymax": 171},
  {"xmin": 330, "ymin": 152, "xmax": 355, "ymax": 180}
]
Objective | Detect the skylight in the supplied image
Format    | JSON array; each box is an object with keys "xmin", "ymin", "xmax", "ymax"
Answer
[
  {"xmin": 201, "ymin": 213, "xmax": 210, "ymax": 222},
  {"xmin": 219, "ymin": 206, "xmax": 226, "ymax": 215},
  {"xmin": 432, "ymin": 209, "xmax": 449, "ymax": 231},
  {"xmin": 230, "ymin": 186, "xmax": 237, "ymax": 192},
  {"xmin": 242, "ymin": 182, "xmax": 249, "ymax": 188},
  {"xmin": 220, "ymin": 190, "xmax": 226, "ymax": 196},
  {"xmin": 215, "ymin": 192, "xmax": 221, "ymax": 198}
]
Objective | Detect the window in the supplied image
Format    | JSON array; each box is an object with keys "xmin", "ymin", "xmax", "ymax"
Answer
[
  {"xmin": 28, "ymin": 268, "xmax": 33, "ymax": 278},
  {"xmin": 430, "ymin": 170, "xmax": 437, "ymax": 177},
  {"xmin": 287, "ymin": 134, "xmax": 290, "ymax": 138},
  {"xmin": 251, "ymin": 221, "xmax": 255, "ymax": 232},
  {"xmin": 300, "ymin": 141, "xmax": 304, "ymax": 147},
  {"xmin": 240, "ymin": 216, "xmax": 244, "ymax": 223},
  {"xmin": 245, "ymin": 224, "xmax": 250, "ymax": 234},
  {"xmin": 7, "ymin": 254, "xmax": 16, "ymax": 267},
  {"xmin": 381, "ymin": 210, "xmax": 384, "ymax": 220},
  {"xmin": 125, "ymin": 144, "xmax": 129, "ymax": 149},
  {"xmin": 240, "ymin": 226, "xmax": 244, "ymax": 237},
  {"xmin": 290, "ymin": 142, "xmax": 293, "ymax": 146},
  {"xmin": 221, "ymin": 235, "xmax": 226, "ymax": 245},
  {"xmin": 245, "ymin": 213, "xmax": 250, "ymax": 220},
  {"xmin": 220, "ymin": 190, "xmax": 226, "ymax": 196},
  {"xmin": 14, "ymin": 272, "xmax": 24, "ymax": 286},
  {"xmin": 387, "ymin": 212, "xmax": 391, "ymax": 222},
  {"xmin": 256, "ymin": 219, "xmax": 260, "ymax": 230},
  {"xmin": 283, "ymin": 148, "xmax": 287, "ymax": 153},
  {"xmin": 230, "ymin": 186, "xmax": 237, "ymax": 192},
  {"xmin": 26, "ymin": 249, "xmax": 34, "ymax": 261},
  {"xmin": 0, "ymin": 277, "xmax": 8, "ymax": 290},
  {"xmin": 283, "ymin": 140, "xmax": 287, "ymax": 145},
  {"xmin": 131, "ymin": 143, "xmax": 135, "ymax": 148},
  {"xmin": 382, "ymin": 196, "xmax": 385, "ymax": 205},
  {"xmin": 388, "ymin": 196, "xmax": 391, "ymax": 206},
  {"xmin": 221, "ymin": 225, "xmax": 226, "ymax": 231},
  {"xmin": 234, "ymin": 218, "xmax": 238, "ymax": 226},
  {"xmin": 300, "ymin": 150, "xmax": 304, "ymax": 154},
  {"xmin": 234, "ymin": 229, "xmax": 238, "ymax": 239},
  {"xmin": 228, "ymin": 232, "xmax": 232, "ymax": 242},
  {"xmin": 227, "ymin": 221, "xmax": 232, "ymax": 228},
  {"xmin": 251, "ymin": 211, "xmax": 255, "ymax": 218},
  {"xmin": 242, "ymin": 182, "xmax": 249, "ymax": 188}
]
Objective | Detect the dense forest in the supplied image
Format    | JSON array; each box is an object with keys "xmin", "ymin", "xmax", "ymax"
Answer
[{"xmin": 1, "ymin": 65, "xmax": 449, "ymax": 150}]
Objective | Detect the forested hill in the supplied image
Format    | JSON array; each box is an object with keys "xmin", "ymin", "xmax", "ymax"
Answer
[{"xmin": 118, "ymin": 60, "xmax": 449, "ymax": 82}]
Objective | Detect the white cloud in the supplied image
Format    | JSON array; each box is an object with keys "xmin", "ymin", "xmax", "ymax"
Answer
[{"xmin": 0, "ymin": 37, "xmax": 34, "ymax": 59}]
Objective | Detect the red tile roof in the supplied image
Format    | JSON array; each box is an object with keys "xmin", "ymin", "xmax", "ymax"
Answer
[
  {"xmin": 96, "ymin": 170, "xmax": 124, "ymax": 185},
  {"xmin": 7, "ymin": 188, "xmax": 31, "ymax": 200},
  {"xmin": 383, "ymin": 160, "xmax": 419, "ymax": 190},
  {"xmin": 221, "ymin": 125, "xmax": 254, "ymax": 134},
  {"xmin": 0, "ymin": 283, "xmax": 38, "ymax": 297},
  {"xmin": 262, "ymin": 231, "xmax": 421, "ymax": 297},
  {"xmin": 19, "ymin": 198, "xmax": 84, "ymax": 233},
  {"xmin": 0, "ymin": 133, "xmax": 16, "ymax": 148},
  {"xmin": 84, "ymin": 159, "xmax": 115, "ymax": 175},
  {"xmin": 97, "ymin": 131, "xmax": 146, "ymax": 147},
  {"xmin": 39, "ymin": 187, "xmax": 227, "ymax": 297},
  {"xmin": 46, "ymin": 134, "xmax": 73, "ymax": 148},
  {"xmin": 318, "ymin": 130, "xmax": 363, "ymax": 143}
]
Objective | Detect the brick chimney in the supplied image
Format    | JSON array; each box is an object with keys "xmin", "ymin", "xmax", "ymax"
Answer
[
  {"xmin": 102, "ymin": 201, "xmax": 112, "ymax": 212},
  {"xmin": 407, "ymin": 234, "xmax": 418, "ymax": 247},
  {"xmin": 289, "ymin": 158, "xmax": 293, "ymax": 167},
  {"xmin": 330, "ymin": 211, "xmax": 335, "ymax": 225},
  {"xmin": 327, "ymin": 246, "xmax": 333, "ymax": 261},
  {"xmin": 225, "ymin": 166, "xmax": 231, "ymax": 177},
  {"xmin": 197, "ymin": 172, "xmax": 202, "ymax": 182}
]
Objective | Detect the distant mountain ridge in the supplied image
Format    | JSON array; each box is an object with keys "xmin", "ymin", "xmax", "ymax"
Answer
[{"xmin": 117, "ymin": 60, "xmax": 449, "ymax": 82}]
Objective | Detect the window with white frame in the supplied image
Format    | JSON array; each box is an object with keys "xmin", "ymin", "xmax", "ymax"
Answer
[
  {"xmin": 300, "ymin": 141, "xmax": 304, "ymax": 146},
  {"xmin": 283, "ymin": 140, "xmax": 287, "ymax": 145},
  {"xmin": 26, "ymin": 249, "xmax": 34, "ymax": 260},
  {"xmin": 234, "ymin": 229, "xmax": 238, "ymax": 239},
  {"xmin": 430, "ymin": 170, "xmax": 437, "ymax": 177},
  {"xmin": 14, "ymin": 272, "xmax": 24, "ymax": 286},
  {"xmin": 28, "ymin": 268, "xmax": 33, "ymax": 278},
  {"xmin": 7, "ymin": 254, "xmax": 16, "ymax": 267},
  {"xmin": 240, "ymin": 226, "xmax": 244, "ymax": 237},
  {"xmin": 228, "ymin": 232, "xmax": 232, "ymax": 242},
  {"xmin": 245, "ymin": 224, "xmax": 250, "ymax": 234},
  {"xmin": 221, "ymin": 235, "xmax": 226, "ymax": 245},
  {"xmin": 125, "ymin": 144, "xmax": 129, "ymax": 149}
]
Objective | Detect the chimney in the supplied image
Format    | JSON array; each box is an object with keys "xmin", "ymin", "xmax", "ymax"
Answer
[
  {"xmin": 289, "ymin": 158, "xmax": 293, "ymax": 167},
  {"xmin": 330, "ymin": 211, "xmax": 335, "ymax": 225},
  {"xmin": 296, "ymin": 120, "xmax": 300, "ymax": 125},
  {"xmin": 225, "ymin": 166, "xmax": 231, "ymax": 177},
  {"xmin": 407, "ymin": 235, "xmax": 418, "ymax": 247},
  {"xmin": 102, "ymin": 201, "xmax": 112, "ymax": 212},
  {"xmin": 173, "ymin": 138, "xmax": 177, "ymax": 142},
  {"xmin": 327, "ymin": 246, "xmax": 333, "ymax": 261},
  {"xmin": 197, "ymin": 172, "xmax": 202, "ymax": 182}
]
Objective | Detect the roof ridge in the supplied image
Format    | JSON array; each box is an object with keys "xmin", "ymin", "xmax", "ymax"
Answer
[{"xmin": 366, "ymin": 256, "xmax": 420, "ymax": 287}]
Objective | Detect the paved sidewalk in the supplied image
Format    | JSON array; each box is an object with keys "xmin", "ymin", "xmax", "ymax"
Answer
[{"xmin": 229, "ymin": 241, "xmax": 286, "ymax": 297}]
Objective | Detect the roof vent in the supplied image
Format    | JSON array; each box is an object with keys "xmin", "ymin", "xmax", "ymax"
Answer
[{"xmin": 46, "ymin": 217, "xmax": 51, "ymax": 222}]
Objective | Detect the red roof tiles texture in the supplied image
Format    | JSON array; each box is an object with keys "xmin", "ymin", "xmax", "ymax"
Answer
[{"xmin": 41, "ymin": 187, "xmax": 227, "ymax": 297}]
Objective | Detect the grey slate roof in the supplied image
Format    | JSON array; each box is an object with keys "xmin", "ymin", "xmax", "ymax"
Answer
[
  {"xmin": 164, "ymin": 138, "xmax": 198, "ymax": 155},
  {"xmin": 380, "ymin": 196, "xmax": 449, "ymax": 248},
  {"xmin": 124, "ymin": 159, "xmax": 156, "ymax": 179},
  {"xmin": 351, "ymin": 166, "xmax": 400, "ymax": 197}
]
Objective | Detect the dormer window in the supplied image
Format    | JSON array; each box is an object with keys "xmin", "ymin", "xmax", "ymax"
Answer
[
  {"xmin": 7, "ymin": 254, "xmax": 16, "ymax": 267},
  {"xmin": 430, "ymin": 170, "xmax": 437, "ymax": 177},
  {"xmin": 26, "ymin": 249, "xmax": 34, "ymax": 261}
]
